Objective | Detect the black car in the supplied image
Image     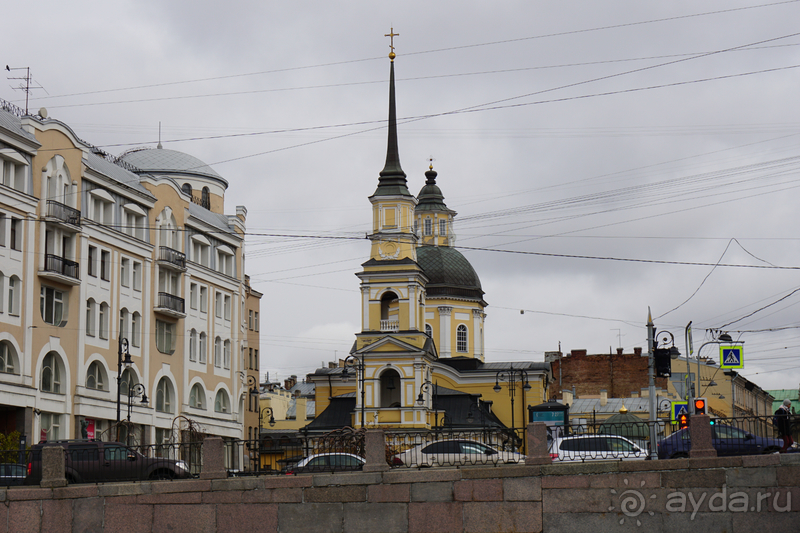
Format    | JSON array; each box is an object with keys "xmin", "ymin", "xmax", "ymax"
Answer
[
  {"xmin": 283, "ymin": 453, "xmax": 365, "ymax": 475},
  {"xmin": 25, "ymin": 440, "xmax": 193, "ymax": 484}
]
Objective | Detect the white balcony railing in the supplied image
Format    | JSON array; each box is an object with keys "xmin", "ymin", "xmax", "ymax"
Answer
[{"xmin": 380, "ymin": 319, "xmax": 399, "ymax": 332}]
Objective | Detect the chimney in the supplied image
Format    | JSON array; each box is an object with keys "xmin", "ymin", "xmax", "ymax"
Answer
[
  {"xmin": 634, "ymin": 347, "xmax": 643, "ymax": 356},
  {"xmin": 616, "ymin": 347, "xmax": 623, "ymax": 355},
  {"xmin": 562, "ymin": 390, "xmax": 573, "ymax": 406},
  {"xmin": 600, "ymin": 389, "xmax": 608, "ymax": 407},
  {"xmin": 284, "ymin": 375, "xmax": 297, "ymax": 390}
]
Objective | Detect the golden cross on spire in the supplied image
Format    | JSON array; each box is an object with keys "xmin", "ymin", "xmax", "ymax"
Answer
[{"xmin": 385, "ymin": 27, "xmax": 399, "ymax": 61}]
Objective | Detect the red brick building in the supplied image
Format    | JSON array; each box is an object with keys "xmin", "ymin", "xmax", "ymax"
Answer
[{"xmin": 547, "ymin": 348, "xmax": 669, "ymax": 400}]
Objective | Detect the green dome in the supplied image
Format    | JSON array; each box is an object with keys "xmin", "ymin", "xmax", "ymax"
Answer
[{"xmin": 417, "ymin": 246, "xmax": 485, "ymax": 303}]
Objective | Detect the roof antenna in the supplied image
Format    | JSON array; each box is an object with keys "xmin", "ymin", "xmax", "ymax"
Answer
[
  {"xmin": 157, "ymin": 121, "xmax": 163, "ymax": 149},
  {"xmin": 6, "ymin": 65, "xmax": 46, "ymax": 115}
]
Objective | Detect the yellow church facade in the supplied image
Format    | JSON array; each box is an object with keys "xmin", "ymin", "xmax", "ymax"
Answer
[{"xmin": 305, "ymin": 45, "xmax": 550, "ymax": 451}]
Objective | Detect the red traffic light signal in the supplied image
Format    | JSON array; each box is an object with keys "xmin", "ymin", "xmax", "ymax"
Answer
[
  {"xmin": 694, "ymin": 398, "xmax": 707, "ymax": 415},
  {"xmin": 677, "ymin": 413, "xmax": 689, "ymax": 429}
]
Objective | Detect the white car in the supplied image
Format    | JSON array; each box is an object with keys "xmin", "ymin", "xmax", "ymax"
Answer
[
  {"xmin": 549, "ymin": 434, "xmax": 646, "ymax": 462},
  {"xmin": 393, "ymin": 439, "xmax": 525, "ymax": 468}
]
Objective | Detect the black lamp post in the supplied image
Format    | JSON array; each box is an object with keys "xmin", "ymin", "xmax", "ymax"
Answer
[
  {"xmin": 416, "ymin": 380, "xmax": 438, "ymax": 430},
  {"xmin": 125, "ymin": 383, "xmax": 148, "ymax": 446},
  {"xmin": 115, "ymin": 337, "xmax": 132, "ymax": 441},
  {"xmin": 256, "ymin": 407, "xmax": 275, "ymax": 472},
  {"xmin": 494, "ymin": 366, "xmax": 531, "ymax": 450},
  {"xmin": 341, "ymin": 355, "xmax": 365, "ymax": 428}
]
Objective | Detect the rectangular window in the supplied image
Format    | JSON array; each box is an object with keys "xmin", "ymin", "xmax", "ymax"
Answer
[
  {"xmin": 87, "ymin": 246, "xmax": 96, "ymax": 277},
  {"xmin": 254, "ymin": 312, "xmax": 259, "ymax": 332},
  {"xmin": 224, "ymin": 295, "xmax": 231, "ymax": 321},
  {"xmin": 215, "ymin": 292, "xmax": 222, "ymax": 318},
  {"xmin": 248, "ymin": 348, "xmax": 253, "ymax": 370},
  {"xmin": 7, "ymin": 277, "xmax": 17, "ymax": 316},
  {"xmin": 10, "ymin": 218, "xmax": 20, "ymax": 251},
  {"xmin": 423, "ymin": 218, "xmax": 432, "ymax": 236},
  {"xmin": 200, "ymin": 286, "xmax": 208, "ymax": 313},
  {"xmin": 100, "ymin": 250, "xmax": 110, "ymax": 281},
  {"xmin": 190, "ymin": 283, "xmax": 198, "ymax": 309},
  {"xmin": 131, "ymin": 313, "xmax": 140, "ymax": 347},
  {"xmin": 0, "ymin": 213, "xmax": 6, "ymax": 246},
  {"xmin": 119, "ymin": 310, "xmax": 128, "ymax": 340},
  {"xmin": 156, "ymin": 320, "xmax": 176, "ymax": 354},
  {"xmin": 254, "ymin": 349, "xmax": 258, "ymax": 371},
  {"xmin": 132, "ymin": 262, "xmax": 142, "ymax": 291},
  {"xmin": 249, "ymin": 310, "xmax": 253, "ymax": 330},
  {"xmin": 120, "ymin": 258, "xmax": 130, "ymax": 287},
  {"xmin": 439, "ymin": 219, "xmax": 447, "ymax": 236},
  {"xmin": 40, "ymin": 286, "xmax": 64, "ymax": 326}
]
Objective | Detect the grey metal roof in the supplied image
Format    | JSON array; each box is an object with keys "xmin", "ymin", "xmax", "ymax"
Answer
[
  {"xmin": 417, "ymin": 246, "xmax": 484, "ymax": 301},
  {"xmin": 0, "ymin": 107, "xmax": 39, "ymax": 145},
  {"xmin": 187, "ymin": 202, "xmax": 234, "ymax": 233},
  {"xmin": 84, "ymin": 152, "xmax": 154, "ymax": 197},
  {"xmin": 289, "ymin": 382, "xmax": 315, "ymax": 397},
  {"xmin": 120, "ymin": 148, "xmax": 227, "ymax": 184}
]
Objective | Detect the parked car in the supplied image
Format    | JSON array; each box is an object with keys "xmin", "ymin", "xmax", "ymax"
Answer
[
  {"xmin": 392, "ymin": 439, "xmax": 524, "ymax": 468},
  {"xmin": 549, "ymin": 434, "xmax": 646, "ymax": 462},
  {"xmin": 283, "ymin": 453, "xmax": 365, "ymax": 475},
  {"xmin": 657, "ymin": 423, "xmax": 782, "ymax": 459},
  {"xmin": 25, "ymin": 440, "xmax": 193, "ymax": 484},
  {"xmin": 0, "ymin": 463, "xmax": 27, "ymax": 486}
]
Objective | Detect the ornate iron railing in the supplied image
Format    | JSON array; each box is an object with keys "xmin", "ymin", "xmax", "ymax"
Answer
[
  {"xmin": 43, "ymin": 254, "xmax": 79, "ymax": 279},
  {"xmin": 158, "ymin": 247, "xmax": 186, "ymax": 269},
  {"xmin": 157, "ymin": 292, "xmax": 185, "ymax": 314},
  {"xmin": 46, "ymin": 200, "xmax": 81, "ymax": 227}
]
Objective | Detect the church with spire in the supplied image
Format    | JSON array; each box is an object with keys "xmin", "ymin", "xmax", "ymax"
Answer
[{"xmin": 305, "ymin": 33, "xmax": 551, "ymax": 450}]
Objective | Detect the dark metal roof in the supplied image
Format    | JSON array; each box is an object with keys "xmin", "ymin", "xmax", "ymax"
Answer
[
  {"xmin": 416, "ymin": 167, "xmax": 454, "ymax": 214},
  {"xmin": 303, "ymin": 397, "xmax": 356, "ymax": 431},
  {"xmin": 416, "ymin": 246, "xmax": 484, "ymax": 302}
]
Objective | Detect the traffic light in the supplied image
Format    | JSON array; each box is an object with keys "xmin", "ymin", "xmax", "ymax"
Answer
[
  {"xmin": 694, "ymin": 398, "xmax": 707, "ymax": 415},
  {"xmin": 654, "ymin": 348, "xmax": 672, "ymax": 377},
  {"xmin": 677, "ymin": 413, "xmax": 689, "ymax": 429}
]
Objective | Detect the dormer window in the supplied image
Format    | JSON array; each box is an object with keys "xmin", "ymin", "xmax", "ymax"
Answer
[{"xmin": 217, "ymin": 245, "xmax": 234, "ymax": 276}]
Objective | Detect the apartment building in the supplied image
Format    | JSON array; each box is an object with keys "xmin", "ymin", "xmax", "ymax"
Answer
[{"xmin": 0, "ymin": 99, "xmax": 260, "ymax": 446}]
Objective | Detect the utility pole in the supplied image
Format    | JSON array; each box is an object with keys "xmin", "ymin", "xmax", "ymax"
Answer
[{"xmin": 647, "ymin": 308, "xmax": 657, "ymax": 460}]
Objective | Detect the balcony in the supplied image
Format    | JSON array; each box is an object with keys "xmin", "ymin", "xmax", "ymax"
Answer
[
  {"xmin": 380, "ymin": 319, "xmax": 399, "ymax": 332},
  {"xmin": 39, "ymin": 254, "xmax": 80, "ymax": 285},
  {"xmin": 45, "ymin": 200, "xmax": 81, "ymax": 230},
  {"xmin": 157, "ymin": 246, "xmax": 186, "ymax": 271},
  {"xmin": 154, "ymin": 292, "xmax": 186, "ymax": 318}
]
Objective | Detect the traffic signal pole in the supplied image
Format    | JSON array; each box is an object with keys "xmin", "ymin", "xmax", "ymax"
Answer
[
  {"xmin": 685, "ymin": 322, "xmax": 694, "ymax": 415},
  {"xmin": 647, "ymin": 308, "xmax": 658, "ymax": 460}
]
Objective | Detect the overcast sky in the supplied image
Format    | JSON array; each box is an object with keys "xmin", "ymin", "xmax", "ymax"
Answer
[{"xmin": 5, "ymin": 1, "xmax": 800, "ymax": 392}]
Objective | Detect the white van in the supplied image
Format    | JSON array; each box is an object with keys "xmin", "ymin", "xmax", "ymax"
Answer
[{"xmin": 549, "ymin": 434, "xmax": 646, "ymax": 462}]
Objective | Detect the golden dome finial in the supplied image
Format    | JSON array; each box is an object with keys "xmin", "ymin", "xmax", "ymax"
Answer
[
  {"xmin": 620, "ymin": 404, "xmax": 628, "ymax": 414},
  {"xmin": 385, "ymin": 27, "xmax": 399, "ymax": 61}
]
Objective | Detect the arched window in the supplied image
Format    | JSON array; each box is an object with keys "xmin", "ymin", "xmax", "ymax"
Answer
[
  {"xmin": 40, "ymin": 352, "xmax": 63, "ymax": 393},
  {"xmin": 131, "ymin": 312, "xmax": 141, "ymax": 348},
  {"xmin": 199, "ymin": 332, "xmax": 207, "ymax": 364},
  {"xmin": 86, "ymin": 361, "xmax": 107, "ymax": 391},
  {"xmin": 85, "ymin": 299, "xmax": 96, "ymax": 336},
  {"xmin": 156, "ymin": 377, "xmax": 174, "ymax": 413},
  {"xmin": 456, "ymin": 324, "xmax": 468, "ymax": 353},
  {"xmin": 189, "ymin": 383, "xmax": 206, "ymax": 409},
  {"xmin": 214, "ymin": 389, "xmax": 230, "ymax": 413},
  {"xmin": 189, "ymin": 329, "xmax": 198, "ymax": 362},
  {"xmin": 201, "ymin": 187, "xmax": 210, "ymax": 209},
  {"xmin": 0, "ymin": 341, "xmax": 19, "ymax": 374},
  {"xmin": 214, "ymin": 337, "xmax": 222, "ymax": 367},
  {"xmin": 119, "ymin": 367, "xmax": 138, "ymax": 397},
  {"xmin": 379, "ymin": 369, "xmax": 402, "ymax": 408},
  {"xmin": 119, "ymin": 308, "xmax": 129, "ymax": 340},
  {"xmin": 7, "ymin": 275, "xmax": 18, "ymax": 316},
  {"xmin": 98, "ymin": 302, "xmax": 109, "ymax": 339},
  {"xmin": 181, "ymin": 183, "xmax": 192, "ymax": 197},
  {"xmin": 425, "ymin": 324, "xmax": 432, "ymax": 337}
]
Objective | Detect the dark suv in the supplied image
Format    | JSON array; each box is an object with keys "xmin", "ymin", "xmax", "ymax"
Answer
[{"xmin": 25, "ymin": 440, "xmax": 192, "ymax": 484}]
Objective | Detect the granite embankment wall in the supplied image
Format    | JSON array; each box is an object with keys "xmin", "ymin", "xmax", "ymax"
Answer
[{"xmin": 3, "ymin": 421, "xmax": 799, "ymax": 532}]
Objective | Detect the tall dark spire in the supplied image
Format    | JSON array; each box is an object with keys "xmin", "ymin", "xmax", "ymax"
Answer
[{"xmin": 373, "ymin": 31, "xmax": 410, "ymax": 197}]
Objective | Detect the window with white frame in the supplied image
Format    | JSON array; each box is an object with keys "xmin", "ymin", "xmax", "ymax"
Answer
[
  {"xmin": 40, "ymin": 352, "xmax": 63, "ymax": 393},
  {"xmin": 89, "ymin": 189, "xmax": 114, "ymax": 225},
  {"xmin": 100, "ymin": 250, "xmax": 110, "ymax": 281},
  {"xmin": 156, "ymin": 320, "xmax": 176, "ymax": 354},
  {"xmin": 439, "ymin": 219, "xmax": 447, "ymax": 236},
  {"xmin": 423, "ymin": 218, "xmax": 432, "ymax": 236},
  {"xmin": 248, "ymin": 310, "xmax": 253, "ymax": 330},
  {"xmin": 158, "ymin": 268, "xmax": 179, "ymax": 296},
  {"xmin": 254, "ymin": 312, "xmax": 259, "ymax": 332},
  {"xmin": 88, "ymin": 246, "xmax": 97, "ymax": 277},
  {"xmin": 191, "ymin": 235, "xmax": 210, "ymax": 267},
  {"xmin": 199, "ymin": 332, "xmax": 207, "ymax": 364},
  {"xmin": 223, "ymin": 339, "xmax": 231, "ymax": 369},
  {"xmin": 214, "ymin": 389, "xmax": 230, "ymax": 413},
  {"xmin": 40, "ymin": 412, "xmax": 61, "ymax": 441},
  {"xmin": 189, "ymin": 383, "xmax": 205, "ymax": 409},
  {"xmin": 123, "ymin": 204, "xmax": 146, "ymax": 240},
  {"xmin": 119, "ymin": 308, "xmax": 129, "ymax": 340},
  {"xmin": 224, "ymin": 295, "xmax": 231, "ymax": 321},
  {"xmin": 189, "ymin": 329, "xmax": 197, "ymax": 362},
  {"xmin": 190, "ymin": 283, "xmax": 198, "ymax": 310},
  {"xmin": 131, "ymin": 312, "xmax": 141, "ymax": 348},
  {"xmin": 155, "ymin": 377, "xmax": 174, "ymax": 413},
  {"xmin": 98, "ymin": 302, "xmax": 109, "ymax": 339},
  {"xmin": 132, "ymin": 261, "xmax": 142, "ymax": 291},
  {"xmin": 9, "ymin": 218, "xmax": 20, "ymax": 251},
  {"xmin": 85, "ymin": 299, "xmax": 96, "ymax": 336},
  {"xmin": 0, "ymin": 273, "xmax": 4, "ymax": 313},
  {"xmin": 0, "ymin": 341, "xmax": 19, "ymax": 374},
  {"xmin": 86, "ymin": 361, "xmax": 106, "ymax": 391},
  {"xmin": 217, "ymin": 246, "xmax": 234, "ymax": 276},
  {"xmin": 119, "ymin": 367, "xmax": 138, "ymax": 397},
  {"xmin": 200, "ymin": 286, "xmax": 208, "ymax": 313},
  {"xmin": 456, "ymin": 324, "xmax": 468, "ymax": 353},
  {"xmin": 215, "ymin": 292, "xmax": 222, "ymax": 318},
  {"xmin": 120, "ymin": 258, "xmax": 130, "ymax": 287},
  {"xmin": 214, "ymin": 337, "xmax": 222, "ymax": 367},
  {"xmin": 7, "ymin": 275, "xmax": 19, "ymax": 316},
  {"xmin": 40, "ymin": 286, "xmax": 65, "ymax": 326}
]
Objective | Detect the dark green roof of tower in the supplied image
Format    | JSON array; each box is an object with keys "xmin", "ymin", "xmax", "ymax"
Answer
[
  {"xmin": 372, "ymin": 60, "xmax": 411, "ymax": 197},
  {"xmin": 417, "ymin": 246, "xmax": 486, "ymax": 304},
  {"xmin": 416, "ymin": 167, "xmax": 455, "ymax": 214}
]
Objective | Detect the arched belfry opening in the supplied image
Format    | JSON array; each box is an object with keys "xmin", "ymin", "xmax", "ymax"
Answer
[
  {"xmin": 380, "ymin": 368, "xmax": 402, "ymax": 407},
  {"xmin": 380, "ymin": 291, "xmax": 399, "ymax": 332}
]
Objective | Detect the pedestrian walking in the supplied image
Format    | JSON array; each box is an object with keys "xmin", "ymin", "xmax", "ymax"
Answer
[{"xmin": 775, "ymin": 398, "xmax": 794, "ymax": 453}]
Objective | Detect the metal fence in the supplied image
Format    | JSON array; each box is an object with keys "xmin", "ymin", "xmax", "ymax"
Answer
[{"xmin": 385, "ymin": 428, "xmax": 524, "ymax": 469}]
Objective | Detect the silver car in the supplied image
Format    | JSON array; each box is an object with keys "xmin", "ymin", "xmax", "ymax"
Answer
[
  {"xmin": 550, "ymin": 434, "xmax": 645, "ymax": 462},
  {"xmin": 393, "ymin": 439, "xmax": 524, "ymax": 468}
]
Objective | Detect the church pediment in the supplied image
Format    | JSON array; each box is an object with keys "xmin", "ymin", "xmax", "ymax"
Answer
[{"xmin": 353, "ymin": 333, "xmax": 435, "ymax": 357}]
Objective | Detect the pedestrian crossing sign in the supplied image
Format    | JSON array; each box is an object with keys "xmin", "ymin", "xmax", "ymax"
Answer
[
  {"xmin": 671, "ymin": 401, "xmax": 689, "ymax": 424},
  {"xmin": 720, "ymin": 346, "xmax": 744, "ymax": 369}
]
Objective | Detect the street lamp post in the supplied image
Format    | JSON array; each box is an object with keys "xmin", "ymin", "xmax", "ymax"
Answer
[
  {"xmin": 115, "ymin": 337, "xmax": 132, "ymax": 441},
  {"xmin": 256, "ymin": 407, "xmax": 275, "ymax": 472},
  {"xmin": 416, "ymin": 380, "xmax": 437, "ymax": 429},
  {"xmin": 341, "ymin": 355, "xmax": 365, "ymax": 428},
  {"xmin": 493, "ymin": 366, "xmax": 531, "ymax": 452},
  {"xmin": 125, "ymin": 384, "xmax": 148, "ymax": 446}
]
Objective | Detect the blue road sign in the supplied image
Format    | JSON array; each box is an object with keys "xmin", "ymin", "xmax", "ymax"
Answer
[
  {"xmin": 671, "ymin": 401, "xmax": 689, "ymax": 423},
  {"xmin": 720, "ymin": 346, "xmax": 744, "ymax": 369}
]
